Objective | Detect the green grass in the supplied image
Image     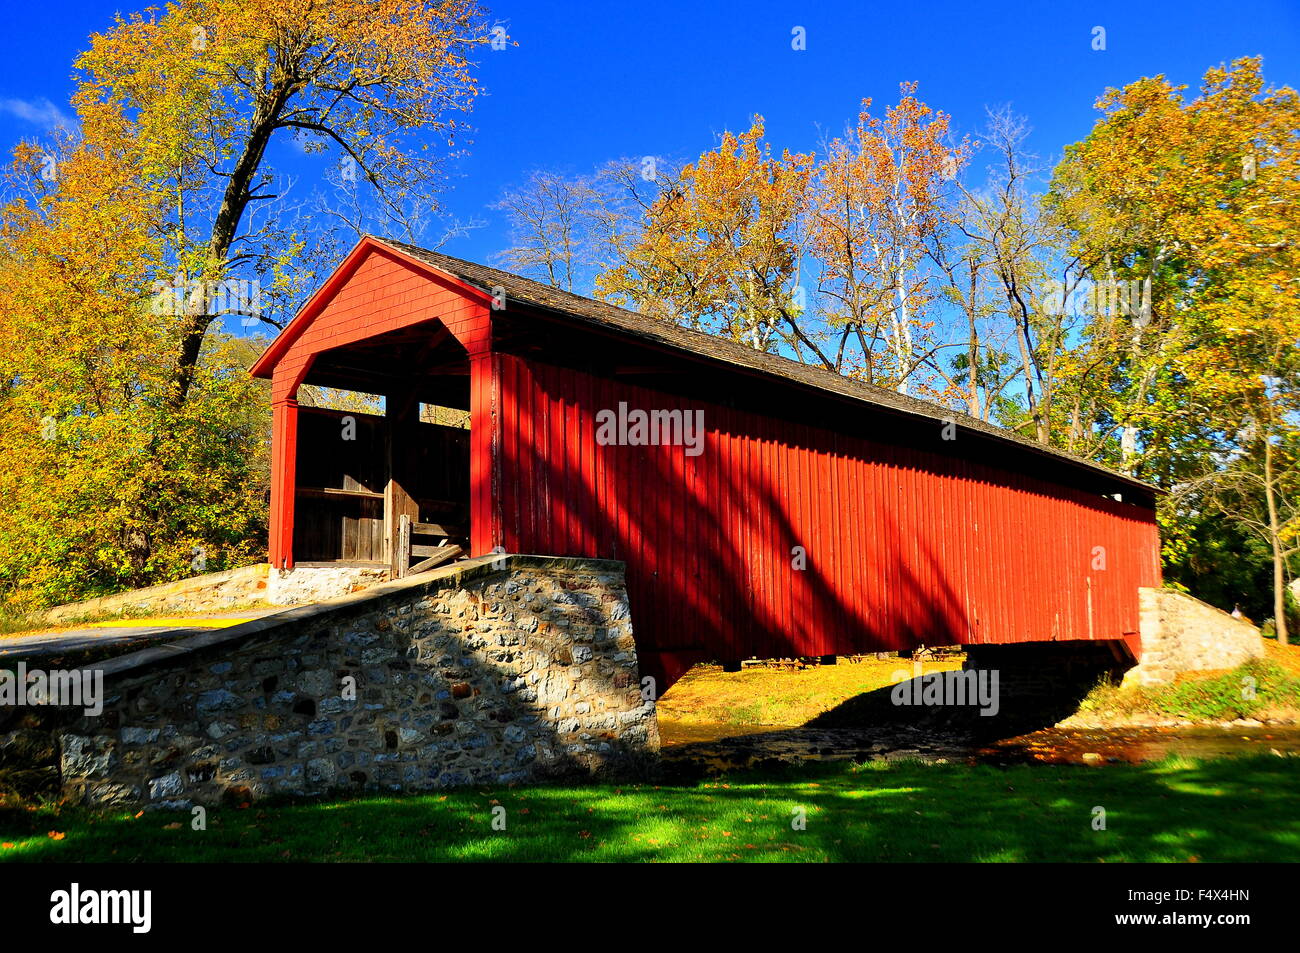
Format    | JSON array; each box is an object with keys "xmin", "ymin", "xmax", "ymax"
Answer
[
  {"xmin": 3, "ymin": 755, "xmax": 1297, "ymax": 862},
  {"xmin": 0, "ymin": 611, "xmax": 42, "ymax": 637},
  {"xmin": 657, "ymin": 658, "xmax": 964, "ymax": 730},
  {"xmin": 1080, "ymin": 658, "xmax": 1300, "ymax": 721}
]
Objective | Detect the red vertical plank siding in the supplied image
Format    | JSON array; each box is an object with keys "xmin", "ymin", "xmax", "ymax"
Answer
[
  {"xmin": 490, "ymin": 354, "xmax": 1160, "ymax": 688},
  {"xmin": 268, "ymin": 396, "xmax": 299, "ymax": 568},
  {"xmin": 468, "ymin": 350, "xmax": 500, "ymax": 557},
  {"xmin": 500, "ymin": 353, "xmax": 520, "ymax": 554}
]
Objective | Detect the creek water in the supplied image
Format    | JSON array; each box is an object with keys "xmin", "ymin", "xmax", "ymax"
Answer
[
  {"xmin": 658, "ymin": 719, "xmax": 1300, "ymax": 771},
  {"xmin": 978, "ymin": 725, "xmax": 1300, "ymax": 765}
]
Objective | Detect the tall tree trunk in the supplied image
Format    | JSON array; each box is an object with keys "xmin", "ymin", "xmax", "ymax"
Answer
[
  {"xmin": 1264, "ymin": 436, "xmax": 1290, "ymax": 644},
  {"xmin": 172, "ymin": 77, "xmax": 293, "ymax": 407},
  {"xmin": 966, "ymin": 265, "xmax": 980, "ymax": 416}
]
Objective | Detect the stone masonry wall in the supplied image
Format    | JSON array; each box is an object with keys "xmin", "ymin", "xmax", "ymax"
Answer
[
  {"xmin": 1127, "ymin": 587, "xmax": 1265, "ymax": 686},
  {"xmin": 265, "ymin": 565, "xmax": 389, "ymax": 606},
  {"xmin": 51, "ymin": 556, "xmax": 658, "ymax": 807}
]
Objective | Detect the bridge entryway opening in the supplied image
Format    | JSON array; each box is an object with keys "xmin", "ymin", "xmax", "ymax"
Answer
[{"xmin": 289, "ymin": 320, "xmax": 471, "ymax": 576}]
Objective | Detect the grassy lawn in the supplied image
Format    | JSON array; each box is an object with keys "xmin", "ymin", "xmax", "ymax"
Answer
[
  {"xmin": 3, "ymin": 755, "xmax": 1296, "ymax": 863},
  {"xmin": 657, "ymin": 656, "xmax": 964, "ymax": 738}
]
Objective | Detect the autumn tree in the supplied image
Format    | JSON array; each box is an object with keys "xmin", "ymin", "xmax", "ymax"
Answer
[
  {"xmin": 594, "ymin": 87, "xmax": 968, "ymax": 393},
  {"xmin": 810, "ymin": 85, "xmax": 967, "ymax": 394},
  {"xmin": 73, "ymin": 0, "xmax": 491, "ymax": 404},
  {"xmin": 0, "ymin": 108, "xmax": 265, "ymax": 609},
  {"xmin": 0, "ymin": 0, "xmax": 491, "ymax": 609},
  {"xmin": 1050, "ymin": 57, "xmax": 1300, "ymax": 636},
  {"xmin": 595, "ymin": 118, "xmax": 818, "ymax": 355}
]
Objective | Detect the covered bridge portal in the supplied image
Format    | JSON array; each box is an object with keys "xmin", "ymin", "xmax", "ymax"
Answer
[{"xmin": 251, "ymin": 236, "xmax": 1162, "ymax": 690}]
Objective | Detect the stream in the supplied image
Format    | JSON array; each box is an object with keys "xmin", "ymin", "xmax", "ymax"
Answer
[{"xmin": 658, "ymin": 720, "xmax": 1300, "ymax": 772}]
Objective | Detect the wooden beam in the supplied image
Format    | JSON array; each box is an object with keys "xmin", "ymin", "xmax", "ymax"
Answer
[
  {"xmin": 413, "ymin": 542, "xmax": 471, "ymax": 557},
  {"xmin": 393, "ymin": 513, "xmax": 413, "ymax": 578},
  {"xmin": 411, "ymin": 521, "xmax": 467, "ymax": 538},
  {"xmin": 386, "ymin": 383, "xmax": 421, "ymax": 575},
  {"xmin": 297, "ymin": 486, "xmax": 386, "ymax": 501},
  {"xmin": 407, "ymin": 544, "xmax": 463, "ymax": 574}
]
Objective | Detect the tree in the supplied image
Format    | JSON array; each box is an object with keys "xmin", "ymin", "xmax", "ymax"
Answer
[
  {"xmin": 595, "ymin": 118, "xmax": 817, "ymax": 355},
  {"xmin": 945, "ymin": 107, "xmax": 1084, "ymax": 443},
  {"xmin": 0, "ymin": 127, "xmax": 266, "ymax": 609},
  {"xmin": 73, "ymin": 0, "xmax": 491, "ymax": 404},
  {"xmin": 596, "ymin": 87, "xmax": 968, "ymax": 392},
  {"xmin": 492, "ymin": 170, "xmax": 600, "ymax": 291},
  {"xmin": 1049, "ymin": 57, "xmax": 1300, "ymax": 634},
  {"xmin": 810, "ymin": 85, "xmax": 966, "ymax": 393},
  {"xmin": 0, "ymin": 0, "xmax": 491, "ymax": 608}
]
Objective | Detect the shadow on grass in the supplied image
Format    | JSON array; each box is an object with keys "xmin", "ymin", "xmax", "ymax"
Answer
[
  {"xmin": 807, "ymin": 659, "xmax": 1117, "ymax": 742},
  {"xmin": 2, "ymin": 755, "xmax": 1296, "ymax": 863}
]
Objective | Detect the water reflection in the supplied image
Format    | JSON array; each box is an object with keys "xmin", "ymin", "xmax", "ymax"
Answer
[{"xmin": 659, "ymin": 719, "xmax": 1300, "ymax": 774}]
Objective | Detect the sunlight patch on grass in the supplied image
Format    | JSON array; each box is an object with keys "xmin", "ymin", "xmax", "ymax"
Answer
[{"xmin": 5, "ymin": 755, "xmax": 1298, "ymax": 863}]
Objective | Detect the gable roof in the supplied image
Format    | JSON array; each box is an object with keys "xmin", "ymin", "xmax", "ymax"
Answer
[{"xmin": 254, "ymin": 234, "xmax": 1157, "ymax": 495}]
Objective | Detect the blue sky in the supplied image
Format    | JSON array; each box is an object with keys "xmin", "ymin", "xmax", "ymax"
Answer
[{"xmin": 1, "ymin": 0, "xmax": 1297, "ymax": 274}]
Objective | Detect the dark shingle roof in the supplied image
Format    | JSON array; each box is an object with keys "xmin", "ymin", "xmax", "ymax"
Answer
[{"xmin": 377, "ymin": 236, "xmax": 1155, "ymax": 494}]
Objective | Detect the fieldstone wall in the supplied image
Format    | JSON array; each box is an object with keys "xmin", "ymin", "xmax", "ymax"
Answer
[
  {"xmin": 1126, "ymin": 587, "xmax": 1265, "ymax": 686},
  {"xmin": 265, "ymin": 564, "xmax": 389, "ymax": 606},
  {"xmin": 961, "ymin": 641, "xmax": 1130, "ymax": 736},
  {"xmin": 45, "ymin": 555, "xmax": 657, "ymax": 807}
]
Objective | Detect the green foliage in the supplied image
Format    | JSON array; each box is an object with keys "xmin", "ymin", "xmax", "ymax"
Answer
[
  {"xmin": 1161, "ymin": 507, "xmax": 1278, "ymax": 622},
  {"xmin": 1081, "ymin": 659, "xmax": 1300, "ymax": 721},
  {"xmin": 1152, "ymin": 660, "xmax": 1300, "ymax": 720},
  {"xmin": 0, "ymin": 349, "xmax": 268, "ymax": 612}
]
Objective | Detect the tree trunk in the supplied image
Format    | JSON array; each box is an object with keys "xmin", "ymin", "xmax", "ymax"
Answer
[
  {"xmin": 1264, "ymin": 437, "xmax": 1289, "ymax": 644},
  {"xmin": 966, "ymin": 264, "xmax": 980, "ymax": 416},
  {"xmin": 172, "ymin": 77, "xmax": 293, "ymax": 407}
]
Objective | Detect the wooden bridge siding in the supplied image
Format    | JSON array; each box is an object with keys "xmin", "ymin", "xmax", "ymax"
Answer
[
  {"xmin": 268, "ymin": 248, "xmax": 489, "ymax": 404},
  {"xmin": 489, "ymin": 352, "xmax": 1161, "ymax": 676},
  {"xmin": 265, "ymin": 247, "xmax": 489, "ymax": 567}
]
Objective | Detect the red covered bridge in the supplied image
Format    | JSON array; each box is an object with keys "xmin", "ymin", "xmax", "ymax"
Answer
[{"xmin": 251, "ymin": 235, "xmax": 1162, "ymax": 690}]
